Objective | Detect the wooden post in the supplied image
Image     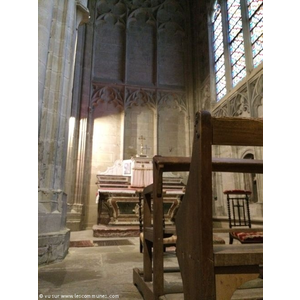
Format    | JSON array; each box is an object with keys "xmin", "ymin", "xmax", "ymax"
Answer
[
  {"xmin": 152, "ymin": 158, "xmax": 164, "ymax": 298},
  {"xmin": 175, "ymin": 111, "xmax": 216, "ymax": 299}
]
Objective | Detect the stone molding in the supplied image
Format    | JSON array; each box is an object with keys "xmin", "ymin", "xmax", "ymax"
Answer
[{"xmin": 90, "ymin": 83, "xmax": 187, "ymax": 113}]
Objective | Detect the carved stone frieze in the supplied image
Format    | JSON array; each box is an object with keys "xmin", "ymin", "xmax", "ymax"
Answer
[
  {"xmin": 250, "ymin": 73, "xmax": 263, "ymax": 117},
  {"xmin": 212, "ymin": 68, "xmax": 263, "ymax": 118},
  {"xmin": 91, "ymin": 85, "xmax": 124, "ymax": 111},
  {"xmin": 212, "ymin": 104, "xmax": 228, "ymax": 117},
  {"xmin": 127, "ymin": 7, "xmax": 156, "ymax": 27},
  {"xmin": 158, "ymin": 91, "xmax": 187, "ymax": 112},
  {"xmin": 125, "ymin": 88, "xmax": 156, "ymax": 110},
  {"xmin": 96, "ymin": 0, "xmax": 126, "ymax": 27},
  {"xmin": 229, "ymin": 90, "xmax": 250, "ymax": 117}
]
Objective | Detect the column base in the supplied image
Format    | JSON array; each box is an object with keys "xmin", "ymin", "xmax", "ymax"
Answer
[{"xmin": 38, "ymin": 228, "xmax": 70, "ymax": 265}]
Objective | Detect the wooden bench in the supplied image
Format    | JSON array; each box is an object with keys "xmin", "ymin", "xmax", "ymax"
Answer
[
  {"xmin": 133, "ymin": 111, "xmax": 263, "ymax": 299},
  {"xmin": 138, "ymin": 175, "xmax": 186, "ymax": 253},
  {"xmin": 175, "ymin": 110, "xmax": 263, "ymax": 300},
  {"xmin": 133, "ymin": 156, "xmax": 226, "ymax": 300}
]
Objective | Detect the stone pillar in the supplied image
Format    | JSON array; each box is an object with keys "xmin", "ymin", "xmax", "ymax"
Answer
[
  {"xmin": 72, "ymin": 0, "xmax": 97, "ymax": 230},
  {"xmin": 65, "ymin": 24, "xmax": 87, "ymax": 231},
  {"xmin": 38, "ymin": 0, "xmax": 89, "ymax": 264}
]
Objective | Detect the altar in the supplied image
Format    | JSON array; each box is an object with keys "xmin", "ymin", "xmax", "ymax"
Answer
[{"xmin": 94, "ymin": 157, "xmax": 185, "ymax": 236}]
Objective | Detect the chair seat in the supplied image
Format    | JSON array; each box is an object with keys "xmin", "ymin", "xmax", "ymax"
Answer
[
  {"xmin": 140, "ymin": 232, "xmax": 177, "ymax": 246},
  {"xmin": 230, "ymin": 231, "xmax": 263, "ymax": 243}
]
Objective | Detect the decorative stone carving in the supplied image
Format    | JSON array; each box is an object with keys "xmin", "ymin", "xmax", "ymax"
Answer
[
  {"xmin": 91, "ymin": 85, "xmax": 124, "ymax": 111},
  {"xmin": 250, "ymin": 73, "xmax": 263, "ymax": 117},
  {"xmin": 127, "ymin": 7, "xmax": 156, "ymax": 28},
  {"xmin": 125, "ymin": 88, "xmax": 156, "ymax": 110},
  {"xmin": 96, "ymin": 0, "xmax": 126, "ymax": 27},
  {"xmin": 213, "ymin": 104, "xmax": 228, "ymax": 117},
  {"xmin": 211, "ymin": 68, "xmax": 263, "ymax": 119},
  {"xmin": 229, "ymin": 90, "xmax": 250, "ymax": 117},
  {"xmin": 158, "ymin": 91, "xmax": 187, "ymax": 112}
]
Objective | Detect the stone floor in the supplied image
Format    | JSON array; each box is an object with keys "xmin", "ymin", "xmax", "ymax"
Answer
[
  {"xmin": 38, "ymin": 229, "xmax": 184, "ymax": 300},
  {"xmin": 38, "ymin": 230, "xmax": 145, "ymax": 299},
  {"xmin": 38, "ymin": 230, "xmax": 262, "ymax": 300}
]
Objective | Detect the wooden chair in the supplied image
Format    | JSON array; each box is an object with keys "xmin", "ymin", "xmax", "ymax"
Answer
[
  {"xmin": 139, "ymin": 221, "xmax": 177, "ymax": 253},
  {"xmin": 133, "ymin": 157, "xmax": 226, "ymax": 300},
  {"xmin": 138, "ymin": 183, "xmax": 184, "ymax": 253},
  {"xmin": 224, "ymin": 189, "xmax": 263, "ymax": 244},
  {"xmin": 175, "ymin": 110, "xmax": 263, "ymax": 300}
]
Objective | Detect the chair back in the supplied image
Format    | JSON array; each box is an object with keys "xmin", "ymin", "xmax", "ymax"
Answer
[{"xmin": 224, "ymin": 190, "xmax": 252, "ymax": 229}]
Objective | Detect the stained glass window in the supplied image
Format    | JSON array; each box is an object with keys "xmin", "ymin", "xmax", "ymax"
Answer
[
  {"xmin": 247, "ymin": 0, "xmax": 263, "ymax": 67},
  {"xmin": 213, "ymin": 3, "xmax": 227, "ymax": 101},
  {"xmin": 210, "ymin": 0, "xmax": 263, "ymax": 102},
  {"xmin": 227, "ymin": 0, "xmax": 246, "ymax": 87}
]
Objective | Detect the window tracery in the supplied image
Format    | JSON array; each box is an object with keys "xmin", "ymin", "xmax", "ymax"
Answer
[{"xmin": 210, "ymin": 0, "xmax": 263, "ymax": 102}]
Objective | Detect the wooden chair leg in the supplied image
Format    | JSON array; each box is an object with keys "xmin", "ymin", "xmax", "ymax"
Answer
[
  {"xmin": 140, "ymin": 241, "xmax": 143, "ymax": 253},
  {"xmin": 229, "ymin": 233, "xmax": 233, "ymax": 244}
]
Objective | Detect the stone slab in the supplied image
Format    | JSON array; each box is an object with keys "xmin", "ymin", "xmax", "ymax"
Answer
[{"xmin": 93, "ymin": 224, "xmax": 140, "ymax": 237}]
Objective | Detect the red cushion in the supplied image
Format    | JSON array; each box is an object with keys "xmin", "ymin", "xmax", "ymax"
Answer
[
  {"xmin": 223, "ymin": 189, "xmax": 252, "ymax": 195},
  {"xmin": 231, "ymin": 231, "xmax": 263, "ymax": 242}
]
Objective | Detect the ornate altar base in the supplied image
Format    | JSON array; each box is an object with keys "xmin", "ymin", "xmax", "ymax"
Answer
[
  {"xmin": 92, "ymin": 224, "xmax": 140, "ymax": 237},
  {"xmin": 95, "ymin": 157, "xmax": 185, "ymax": 237}
]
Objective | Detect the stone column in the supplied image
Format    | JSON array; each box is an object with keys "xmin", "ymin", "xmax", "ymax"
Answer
[
  {"xmin": 38, "ymin": 0, "xmax": 89, "ymax": 264},
  {"xmin": 65, "ymin": 24, "xmax": 87, "ymax": 231}
]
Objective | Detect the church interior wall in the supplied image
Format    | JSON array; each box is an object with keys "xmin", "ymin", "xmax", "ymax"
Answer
[
  {"xmin": 186, "ymin": 0, "xmax": 263, "ymax": 224},
  {"xmin": 38, "ymin": 0, "xmax": 263, "ymax": 264},
  {"xmin": 66, "ymin": 0, "xmax": 195, "ymax": 230},
  {"xmin": 65, "ymin": 0, "xmax": 263, "ymax": 230},
  {"xmin": 210, "ymin": 67, "xmax": 263, "ymax": 223}
]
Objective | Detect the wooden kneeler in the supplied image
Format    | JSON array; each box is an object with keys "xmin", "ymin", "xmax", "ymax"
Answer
[{"xmin": 175, "ymin": 111, "xmax": 263, "ymax": 300}]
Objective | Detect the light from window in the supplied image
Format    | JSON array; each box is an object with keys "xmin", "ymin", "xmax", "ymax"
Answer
[
  {"xmin": 213, "ymin": 3, "xmax": 227, "ymax": 101},
  {"xmin": 247, "ymin": 0, "xmax": 263, "ymax": 67},
  {"xmin": 227, "ymin": 0, "xmax": 246, "ymax": 86}
]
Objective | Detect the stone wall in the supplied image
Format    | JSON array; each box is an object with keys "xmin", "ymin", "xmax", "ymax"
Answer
[{"xmin": 67, "ymin": 0, "xmax": 195, "ymax": 229}]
